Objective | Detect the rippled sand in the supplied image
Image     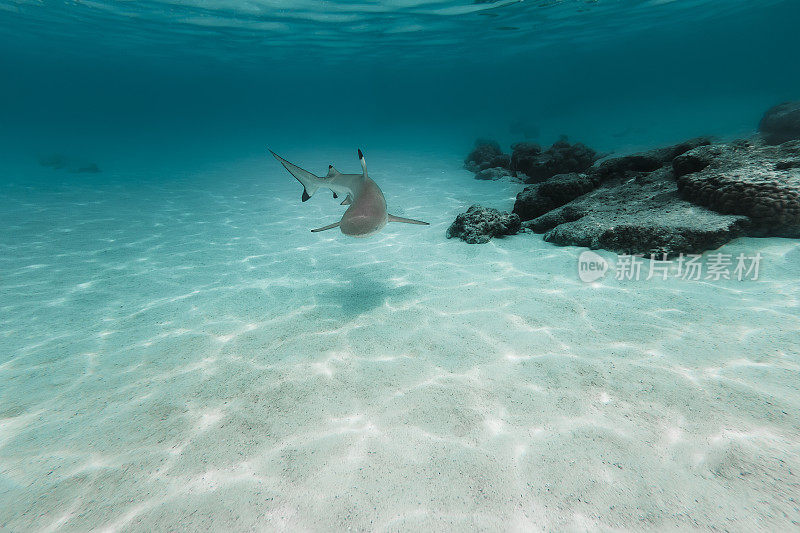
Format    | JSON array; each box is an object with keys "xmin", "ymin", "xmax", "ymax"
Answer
[{"xmin": 1, "ymin": 150, "xmax": 799, "ymax": 531}]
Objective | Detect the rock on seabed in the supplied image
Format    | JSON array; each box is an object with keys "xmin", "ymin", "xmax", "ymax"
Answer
[{"xmin": 446, "ymin": 205, "xmax": 521, "ymax": 244}]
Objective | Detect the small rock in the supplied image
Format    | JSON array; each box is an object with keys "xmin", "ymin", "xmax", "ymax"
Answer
[{"xmin": 446, "ymin": 205, "xmax": 521, "ymax": 244}]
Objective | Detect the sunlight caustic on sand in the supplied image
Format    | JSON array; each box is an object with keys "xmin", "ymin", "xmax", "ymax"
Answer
[{"xmin": 1, "ymin": 151, "xmax": 799, "ymax": 530}]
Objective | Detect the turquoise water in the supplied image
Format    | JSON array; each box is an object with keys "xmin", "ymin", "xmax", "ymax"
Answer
[{"xmin": 2, "ymin": 1, "xmax": 800, "ymax": 531}]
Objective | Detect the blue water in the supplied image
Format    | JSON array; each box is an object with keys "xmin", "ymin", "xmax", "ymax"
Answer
[
  {"xmin": 2, "ymin": 0, "xmax": 800, "ymax": 160},
  {"xmin": 1, "ymin": 1, "xmax": 799, "ymax": 531}
]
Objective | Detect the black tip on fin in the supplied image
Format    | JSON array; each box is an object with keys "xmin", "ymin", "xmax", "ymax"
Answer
[
  {"xmin": 302, "ymin": 189, "xmax": 310, "ymax": 202},
  {"xmin": 333, "ymin": 192, "xmax": 338, "ymax": 199},
  {"xmin": 358, "ymin": 149, "xmax": 363, "ymax": 159}
]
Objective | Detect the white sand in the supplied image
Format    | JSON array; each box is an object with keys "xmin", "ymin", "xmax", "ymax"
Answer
[{"xmin": 1, "ymin": 148, "xmax": 798, "ymax": 531}]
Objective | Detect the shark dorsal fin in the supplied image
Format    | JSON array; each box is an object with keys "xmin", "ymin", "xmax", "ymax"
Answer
[
  {"xmin": 327, "ymin": 165, "xmax": 341, "ymax": 178},
  {"xmin": 358, "ymin": 149, "xmax": 367, "ymax": 179}
]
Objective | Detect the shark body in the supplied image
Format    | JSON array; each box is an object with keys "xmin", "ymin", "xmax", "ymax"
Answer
[{"xmin": 270, "ymin": 149, "xmax": 429, "ymax": 237}]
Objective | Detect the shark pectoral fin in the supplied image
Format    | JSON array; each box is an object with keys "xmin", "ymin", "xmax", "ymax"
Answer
[
  {"xmin": 340, "ymin": 196, "xmax": 352, "ymax": 206},
  {"xmin": 310, "ymin": 221, "xmax": 341, "ymax": 233},
  {"xmin": 388, "ymin": 214, "xmax": 429, "ymax": 225}
]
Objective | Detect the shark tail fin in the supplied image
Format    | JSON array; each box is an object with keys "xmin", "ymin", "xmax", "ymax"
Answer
[
  {"xmin": 270, "ymin": 150, "xmax": 322, "ymax": 202},
  {"xmin": 388, "ymin": 214, "xmax": 429, "ymax": 225}
]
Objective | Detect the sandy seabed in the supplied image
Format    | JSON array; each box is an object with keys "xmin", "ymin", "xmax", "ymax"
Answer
[{"xmin": 1, "ymin": 148, "xmax": 799, "ymax": 531}]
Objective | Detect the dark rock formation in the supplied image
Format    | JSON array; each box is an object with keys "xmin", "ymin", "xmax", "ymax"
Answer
[
  {"xmin": 759, "ymin": 101, "xmax": 800, "ymax": 145},
  {"xmin": 524, "ymin": 167, "xmax": 749, "ymax": 256},
  {"xmin": 456, "ymin": 102, "xmax": 799, "ymax": 254},
  {"xmin": 519, "ymin": 137, "xmax": 799, "ymax": 254},
  {"xmin": 446, "ymin": 205, "xmax": 521, "ymax": 244},
  {"xmin": 513, "ymin": 138, "xmax": 712, "ymax": 223},
  {"xmin": 513, "ymin": 173, "xmax": 596, "ymax": 221},
  {"xmin": 508, "ymin": 142, "xmax": 540, "ymax": 177},
  {"xmin": 465, "ymin": 139, "xmax": 510, "ymax": 173},
  {"xmin": 510, "ymin": 137, "xmax": 597, "ymax": 183},
  {"xmin": 672, "ymin": 145, "xmax": 720, "ymax": 178},
  {"xmin": 594, "ymin": 137, "xmax": 711, "ymax": 182},
  {"xmin": 675, "ymin": 140, "xmax": 800, "ymax": 237}
]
